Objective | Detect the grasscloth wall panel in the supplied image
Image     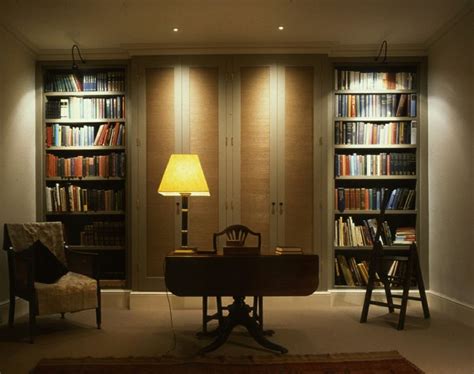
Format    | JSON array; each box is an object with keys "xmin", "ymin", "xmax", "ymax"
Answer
[
  {"xmin": 189, "ymin": 67, "xmax": 219, "ymax": 249},
  {"xmin": 241, "ymin": 66, "xmax": 271, "ymax": 251},
  {"xmin": 284, "ymin": 66, "xmax": 314, "ymax": 252},
  {"xmin": 146, "ymin": 68, "xmax": 175, "ymax": 276}
]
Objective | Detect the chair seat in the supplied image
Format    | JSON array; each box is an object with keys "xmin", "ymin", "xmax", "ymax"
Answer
[{"xmin": 35, "ymin": 272, "xmax": 98, "ymax": 315}]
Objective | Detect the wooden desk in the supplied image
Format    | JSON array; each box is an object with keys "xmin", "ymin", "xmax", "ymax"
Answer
[{"xmin": 165, "ymin": 253, "xmax": 319, "ymax": 354}]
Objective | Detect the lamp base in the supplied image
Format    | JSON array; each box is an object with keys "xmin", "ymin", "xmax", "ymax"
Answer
[{"xmin": 174, "ymin": 246, "xmax": 197, "ymax": 254}]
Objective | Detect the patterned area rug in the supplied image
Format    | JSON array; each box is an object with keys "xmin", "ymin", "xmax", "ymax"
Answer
[{"xmin": 32, "ymin": 351, "xmax": 423, "ymax": 373}]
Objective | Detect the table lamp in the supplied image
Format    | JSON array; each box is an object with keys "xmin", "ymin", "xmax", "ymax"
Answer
[{"xmin": 158, "ymin": 154, "xmax": 210, "ymax": 252}]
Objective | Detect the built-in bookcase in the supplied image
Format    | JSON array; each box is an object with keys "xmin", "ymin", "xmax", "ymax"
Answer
[
  {"xmin": 332, "ymin": 63, "xmax": 420, "ymax": 288},
  {"xmin": 41, "ymin": 66, "xmax": 128, "ymax": 288}
]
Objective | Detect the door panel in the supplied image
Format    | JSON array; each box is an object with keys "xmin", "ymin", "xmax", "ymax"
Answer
[
  {"xmin": 145, "ymin": 67, "xmax": 176, "ymax": 277},
  {"xmin": 283, "ymin": 66, "xmax": 314, "ymax": 252},
  {"xmin": 240, "ymin": 66, "xmax": 271, "ymax": 251},
  {"xmin": 188, "ymin": 67, "xmax": 220, "ymax": 249}
]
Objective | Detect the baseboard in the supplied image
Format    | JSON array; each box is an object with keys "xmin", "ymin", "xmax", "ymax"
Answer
[
  {"xmin": 5, "ymin": 289, "xmax": 471, "ymax": 328},
  {"xmin": 0, "ymin": 298, "xmax": 29, "ymax": 325},
  {"xmin": 427, "ymin": 290, "xmax": 474, "ymax": 328}
]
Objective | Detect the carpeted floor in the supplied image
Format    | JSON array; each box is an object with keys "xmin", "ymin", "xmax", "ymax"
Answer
[{"xmin": 31, "ymin": 351, "xmax": 423, "ymax": 373}]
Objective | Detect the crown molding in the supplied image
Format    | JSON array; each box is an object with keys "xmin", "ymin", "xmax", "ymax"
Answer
[
  {"xmin": 35, "ymin": 41, "xmax": 429, "ymax": 61},
  {"xmin": 329, "ymin": 43, "xmax": 427, "ymax": 57},
  {"xmin": 0, "ymin": 22, "xmax": 38, "ymax": 57},
  {"xmin": 36, "ymin": 48, "xmax": 130, "ymax": 61},
  {"xmin": 424, "ymin": 2, "xmax": 473, "ymax": 48}
]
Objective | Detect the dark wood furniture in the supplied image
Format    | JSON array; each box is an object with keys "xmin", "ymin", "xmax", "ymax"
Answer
[
  {"xmin": 360, "ymin": 241, "xmax": 430, "ymax": 330},
  {"xmin": 165, "ymin": 252, "xmax": 319, "ymax": 354},
  {"xmin": 201, "ymin": 225, "xmax": 263, "ymax": 336},
  {"xmin": 3, "ymin": 223, "xmax": 101, "ymax": 343},
  {"xmin": 359, "ymin": 190, "xmax": 430, "ymax": 330}
]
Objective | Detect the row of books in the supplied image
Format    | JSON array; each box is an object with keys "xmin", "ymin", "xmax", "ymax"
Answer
[
  {"xmin": 93, "ymin": 123, "xmax": 125, "ymax": 146},
  {"xmin": 45, "ymin": 97, "xmax": 125, "ymax": 119},
  {"xmin": 335, "ymin": 121, "xmax": 416, "ymax": 145},
  {"xmin": 334, "ymin": 70, "xmax": 416, "ymax": 91},
  {"xmin": 45, "ymin": 184, "xmax": 124, "ymax": 212},
  {"xmin": 80, "ymin": 221, "xmax": 125, "ymax": 246},
  {"xmin": 334, "ymin": 152, "xmax": 416, "ymax": 176},
  {"xmin": 335, "ymin": 187, "xmax": 416, "ymax": 211},
  {"xmin": 335, "ymin": 216, "xmax": 379, "ymax": 247},
  {"xmin": 45, "ymin": 122, "xmax": 125, "ymax": 147},
  {"xmin": 44, "ymin": 71, "xmax": 125, "ymax": 92},
  {"xmin": 335, "ymin": 94, "xmax": 417, "ymax": 118},
  {"xmin": 335, "ymin": 257, "xmax": 411, "ymax": 287},
  {"xmin": 335, "ymin": 256, "xmax": 371, "ymax": 286},
  {"xmin": 46, "ymin": 153, "xmax": 126, "ymax": 178}
]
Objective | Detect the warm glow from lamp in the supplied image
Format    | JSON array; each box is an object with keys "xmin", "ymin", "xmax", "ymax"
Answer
[{"xmin": 158, "ymin": 154, "xmax": 210, "ymax": 197}]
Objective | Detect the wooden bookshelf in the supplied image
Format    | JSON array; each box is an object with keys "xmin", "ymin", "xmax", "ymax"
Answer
[
  {"xmin": 41, "ymin": 65, "xmax": 128, "ymax": 288},
  {"xmin": 332, "ymin": 63, "xmax": 421, "ymax": 289}
]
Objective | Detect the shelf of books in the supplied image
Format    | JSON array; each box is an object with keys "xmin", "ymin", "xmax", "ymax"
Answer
[
  {"xmin": 332, "ymin": 64, "xmax": 419, "ymax": 289},
  {"xmin": 42, "ymin": 67, "xmax": 128, "ymax": 288}
]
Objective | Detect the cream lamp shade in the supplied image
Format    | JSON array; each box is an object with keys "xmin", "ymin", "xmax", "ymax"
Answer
[{"xmin": 158, "ymin": 154, "xmax": 210, "ymax": 197}]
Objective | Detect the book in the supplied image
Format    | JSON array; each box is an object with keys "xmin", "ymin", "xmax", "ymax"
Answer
[
  {"xmin": 336, "ymin": 255, "xmax": 355, "ymax": 286},
  {"xmin": 275, "ymin": 246, "xmax": 303, "ymax": 254}
]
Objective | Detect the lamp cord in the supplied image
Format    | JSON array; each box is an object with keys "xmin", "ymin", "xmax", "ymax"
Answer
[{"xmin": 162, "ymin": 260, "xmax": 177, "ymax": 356}]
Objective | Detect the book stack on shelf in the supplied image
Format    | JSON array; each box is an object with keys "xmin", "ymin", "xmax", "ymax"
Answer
[
  {"xmin": 275, "ymin": 246, "xmax": 303, "ymax": 255},
  {"xmin": 332, "ymin": 64, "xmax": 420, "ymax": 289},
  {"xmin": 393, "ymin": 227, "xmax": 416, "ymax": 245},
  {"xmin": 42, "ymin": 67, "xmax": 127, "ymax": 287}
]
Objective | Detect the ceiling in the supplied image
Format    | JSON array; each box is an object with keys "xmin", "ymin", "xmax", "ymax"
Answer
[{"xmin": 0, "ymin": 0, "xmax": 471, "ymax": 58}]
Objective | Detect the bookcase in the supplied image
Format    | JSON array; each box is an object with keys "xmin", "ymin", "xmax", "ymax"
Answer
[
  {"xmin": 331, "ymin": 62, "xmax": 422, "ymax": 288},
  {"xmin": 41, "ymin": 65, "xmax": 128, "ymax": 288}
]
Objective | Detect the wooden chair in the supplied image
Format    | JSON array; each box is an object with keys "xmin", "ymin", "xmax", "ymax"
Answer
[
  {"xmin": 200, "ymin": 224, "xmax": 268, "ymax": 336},
  {"xmin": 360, "ymin": 191, "xmax": 430, "ymax": 330},
  {"xmin": 3, "ymin": 222, "xmax": 101, "ymax": 343}
]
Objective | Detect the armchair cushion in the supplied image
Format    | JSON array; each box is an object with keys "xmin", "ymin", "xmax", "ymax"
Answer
[
  {"xmin": 30, "ymin": 240, "xmax": 68, "ymax": 284},
  {"xmin": 35, "ymin": 272, "xmax": 98, "ymax": 315}
]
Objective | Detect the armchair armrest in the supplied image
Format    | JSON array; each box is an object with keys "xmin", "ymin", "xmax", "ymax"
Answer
[
  {"xmin": 7, "ymin": 247, "xmax": 35, "ymax": 293},
  {"xmin": 65, "ymin": 246, "xmax": 100, "ymax": 281}
]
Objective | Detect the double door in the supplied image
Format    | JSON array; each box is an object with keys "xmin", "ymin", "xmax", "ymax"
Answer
[{"xmin": 132, "ymin": 56, "xmax": 321, "ymax": 290}]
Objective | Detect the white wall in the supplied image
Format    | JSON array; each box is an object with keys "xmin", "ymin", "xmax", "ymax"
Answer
[
  {"xmin": 0, "ymin": 26, "xmax": 36, "ymax": 305},
  {"xmin": 427, "ymin": 11, "xmax": 473, "ymax": 306}
]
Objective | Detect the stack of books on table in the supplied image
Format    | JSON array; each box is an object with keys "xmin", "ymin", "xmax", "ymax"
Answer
[{"xmin": 275, "ymin": 246, "xmax": 303, "ymax": 255}]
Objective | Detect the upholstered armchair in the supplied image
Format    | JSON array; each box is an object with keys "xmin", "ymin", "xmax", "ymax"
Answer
[{"xmin": 3, "ymin": 222, "xmax": 101, "ymax": 343}]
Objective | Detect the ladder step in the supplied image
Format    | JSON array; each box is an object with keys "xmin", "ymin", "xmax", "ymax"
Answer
[
  {"xmin": 369, "ymin": 300, "xmax": 401, "ymax": 309},
  {"xmin": 392, "ymin": 295, "xmax": 422, "ymax": 301}
]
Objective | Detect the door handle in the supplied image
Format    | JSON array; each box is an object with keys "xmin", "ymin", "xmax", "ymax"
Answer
[
  {"xmin": 271, "ymin": 202, "xmax": 276, "ymax": 214},
  {"xmin": 176, "ymin": 202, "xmax": 180, "ymax": 215},
  {"xmin": 279, "ymin": 202, "xmax": 284, "ymax": 214}
]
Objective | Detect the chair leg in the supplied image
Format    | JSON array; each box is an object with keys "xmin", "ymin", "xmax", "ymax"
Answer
[
  {"xmin": 29, "ymin": 302, "xmax": 36, "ymax": 344},
  {"xmin": 96, "ymin": 307, "xmax": 101, "ymax": 329},
  {"xmin": 202, "ymin": 297, "xmax": 208, "ymax": 333},
  {"xmin": 397, "ymin": 256, "xmax": 414, "ymax": 330},
  {"xmin": 361, "ymin": 258, "xmax": 377, "ymax": 323},
  {"xmin": 216, "ymin": 297, "xmax": 224, "ymax": 327},
  {"xmin": 8, "ymin": 295, "xmax": 15, "ymax": 328},
  {"xmin": 415, "ymin": 251, "xmax": 430, "ymax": 319}
]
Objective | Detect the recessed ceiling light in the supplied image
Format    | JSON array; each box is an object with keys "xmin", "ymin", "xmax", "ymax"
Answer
[
  {"xmin": 278, "ymin": 25, "xmax": 284, "ymax": 31},
  {"xmin": 173, "ymin": 27, "xmax": 179, "ymax": 32}
]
